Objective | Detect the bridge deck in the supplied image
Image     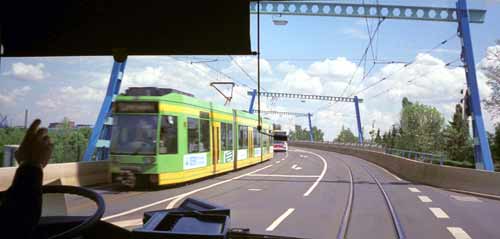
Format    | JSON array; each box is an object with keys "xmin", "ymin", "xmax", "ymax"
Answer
[{"xmin": 66, "ymin": 147, "xmax": 500, "ymax": 239}]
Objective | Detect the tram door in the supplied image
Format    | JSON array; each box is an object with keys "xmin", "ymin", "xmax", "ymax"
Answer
[
  {"xmin": 212, "ymin": 122, "xmax": 221, "ymax": 173},
  {"xmin": 248, "ymin": 127, "xmax": 254, "ymax": 159}
]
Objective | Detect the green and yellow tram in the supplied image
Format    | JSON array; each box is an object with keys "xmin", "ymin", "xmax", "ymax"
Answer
[{"xmin": 109, "ymin": 87, "xmax": 274, "ymax": 187}]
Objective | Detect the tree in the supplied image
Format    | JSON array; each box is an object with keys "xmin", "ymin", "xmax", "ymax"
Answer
[
  {"xmin": 491, "ymin": 123, "xmax": 500, "ymax": 163},
  {"xmin": 289, "ymin": 125, "xmax": 324, "ymax": 142},
  {"xmin": 335, "ymin": 126, "xmax": 358, "ymax": 143},
  {"xmin": 481, "ymin": 40, "xmax": 500, "ymax": 118},
  {"xmin": 397, "ymin": 98, "xmax": 444, "ymax": 152},
  {"xmin": 374, "ymin": 128, "xmax": 382, "ymax": 144},
  {"xmin": 443, "ymin": 104, "xmax": 473, "ymax": 162}
]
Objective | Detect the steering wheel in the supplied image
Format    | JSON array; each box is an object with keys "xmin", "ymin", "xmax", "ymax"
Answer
[{"xmin": 40, "ymin": 185, "xmax": 106, "ymax": 239}]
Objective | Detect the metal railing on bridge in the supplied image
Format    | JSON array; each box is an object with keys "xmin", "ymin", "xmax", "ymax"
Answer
[
  {"xmin": 385, "ymin": 148, "xmax": 445, "ymax": 166},
  {"xmin": 291, "ymin": 140, "xmax": 445, "ymax": 165}
]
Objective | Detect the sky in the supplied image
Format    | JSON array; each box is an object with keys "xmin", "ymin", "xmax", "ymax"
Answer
[{"xmin": 1, "ymin": 0, "xmax": 499, "ymax": 141}]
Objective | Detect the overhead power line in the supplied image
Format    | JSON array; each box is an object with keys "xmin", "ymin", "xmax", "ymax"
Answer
[
  {"xmin": 228, "ymin": 55, "xmax": 268, "ymax": 92},
  {"xmin": 366, "ymin": 56, "xmax": 464, "ymax": 99},
  {"xmin": 349, "ymin": 33, "xmax": 458, "ymax": 97}
]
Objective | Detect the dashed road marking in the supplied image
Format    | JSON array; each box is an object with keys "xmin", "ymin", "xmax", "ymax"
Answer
[
  {"xmin": 450, "ymin": 195, "xmax": 482, "ymax": 203},
  {"xmin": 292, "ymin": 164, "xmax": 297, "ymax": 169},
  {"xmin": 266, "ymin": 208, "xmax": 295, "ymax": 231},
  {"xmin": 292, "ymin": 149, "xmax": 328, "ymax": 197},
  {"xmin": 418, "ymin": 195, "xmax": 432, "ymax": 203},
  {"xmin": 447, "ymin": 227, "xmax": 472, "ymax": 239},
  {"xmin": 276, "ymin": 161, "xmax": 281, "ymax": 164},
  {"xmin": 165, "ymin": 164, "xmax": 274, "ymax": 209},
  {"xmin": 248, "ymin": 188, "xmax": 262, "ymax": 191},
  {"xmin": 429, "ymin": 207, "xmax": 449, "ymax": 219},
  {"xmin": 408, "ymin": 187, "xmax": 421, "ymax": 193},
  {"xmin": 102, "ymin": 165, "xmax": 275, "ymax": 220},
  {"xmin": 248, "ymin": 174, "xmax": 320, "ymax": 178}
]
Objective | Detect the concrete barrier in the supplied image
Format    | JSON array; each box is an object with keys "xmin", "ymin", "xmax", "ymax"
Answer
[
  {"xmin": 0, "ymin": 161, "xmax": 111, "ymax": 191},
  {"xmin": 291, "ymin": 142, "xmax": 500, "ymax": 197}
]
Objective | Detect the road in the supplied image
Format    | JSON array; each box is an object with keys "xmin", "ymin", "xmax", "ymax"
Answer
[{"xmin": 66, "ymin": 147, "xmax": 500, "ymax": 239}]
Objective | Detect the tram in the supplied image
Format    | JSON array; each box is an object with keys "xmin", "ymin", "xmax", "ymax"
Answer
[{"xmin": 109, "ymin": 87, "xmax": 274, "ymax": 187}]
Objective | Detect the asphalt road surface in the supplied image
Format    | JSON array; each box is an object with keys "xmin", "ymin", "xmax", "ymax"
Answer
[{"xmin": 65, "ymin": 147, "xmax": 500, "ymax": 239}]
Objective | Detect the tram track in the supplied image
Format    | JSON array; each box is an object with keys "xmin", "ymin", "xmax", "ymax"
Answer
[
  {"xmin": 360, "ymin": 164, "xmax": 405, "ymax": 239},
  {"xmin": 319, "ymin": 150, "xmax": 405, "ymax": 239}
]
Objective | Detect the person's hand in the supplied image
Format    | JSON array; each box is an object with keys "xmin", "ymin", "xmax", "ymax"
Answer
[{"xmin": 15, "ymin": 119, "xmax": 53, "ymax": 168}]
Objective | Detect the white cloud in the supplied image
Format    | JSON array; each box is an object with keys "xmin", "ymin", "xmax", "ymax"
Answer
[
  {"xmin": 276, "ymin": 61, "xmax": 297, "ymax": 73},
  {"xmin": 224, "ymin": 56, "xmax": 273, "ymax": 80},
  {"xmin": 280, "ymin": 69, "xmax": 323, "ymax": 95},
  {"xmin": 270, "ymin": 53, "xmax": 498, "ymax": 140},
  {"xmin": 0, "ymin": 86, "xmax": 31, "ymax": 104},
  {"xmin": 60, "ymin": 86, "xmax": 104, "ymax": 101},
  {"xmin": 10, "ymin": 63, "xmax": 47, "ymax": 81}
]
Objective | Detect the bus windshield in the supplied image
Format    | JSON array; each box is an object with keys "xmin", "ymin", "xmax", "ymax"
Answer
[{"xmin": 110, "ymin": 115, "xmax": 158, "ymax": 155}]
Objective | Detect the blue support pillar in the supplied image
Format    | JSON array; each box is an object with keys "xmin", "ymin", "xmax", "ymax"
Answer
[
  {"xmin": 307, "ymin": 113, "xmax": 314, "ymax": 142},
  {"xmin": 354, "ymin": 96, "xmax": 363, "ymax": 144},
  {"xmin": 248, "ymin": 89, "xmax": 257, "ymax": 114},
  {"xmin": 82, "ymin": 59, "xmax": 127, "ymax": 161},
  {"xmin": 457, "ymin": 0, "xmax": 494, "ymax": 171}
]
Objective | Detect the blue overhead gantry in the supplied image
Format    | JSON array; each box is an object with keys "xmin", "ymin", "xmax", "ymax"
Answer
[
  {"xmin": 248, "ymin": 91, "xmax": 363, "ymax": 143},
  {"xmin": 258, "ymin": 110, "xmax": 314, "ymax": 142},
  {"xmin": 84, "ymin": 0, "xmax": 494, "ymax": 172}
]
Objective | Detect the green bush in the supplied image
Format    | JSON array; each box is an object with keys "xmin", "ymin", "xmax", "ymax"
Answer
[{"xmin": 0, "ymin": 127, "xmax": 91, "ymax": 164}]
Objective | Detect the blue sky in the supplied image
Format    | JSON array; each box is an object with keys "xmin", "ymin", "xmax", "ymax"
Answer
[{"xmin": 1, "ymin": 0, "xmax": 499, "ymax": 140}]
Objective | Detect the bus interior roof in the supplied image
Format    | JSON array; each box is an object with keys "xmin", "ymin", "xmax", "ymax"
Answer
[{"xmin": 0, "ymin": 0, "xmax": 251, "ymax": 58}]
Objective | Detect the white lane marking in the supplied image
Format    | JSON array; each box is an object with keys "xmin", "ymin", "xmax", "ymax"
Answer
[
  {"xmin": 248, "ymin": 174, "xmax": 320, "ymax": 178},
  {"xmin": 429, "ymin": 207, "xmax": 449, "ymax": 219},
  {"xmin": 295, "ymin": 167, "xmax": 302, "ymax": 170},
  {"xmin": 408, "ymin": 187, "xmax": 421, "ymax": 193},
  {"xmin": 103, "ymin": 164, "xmax": 273, "ymax": 221},
  {"xmin": 418, "ymin": 195, "xmax": 432, "ymax": 203},
  {"xmin": 248, "ymin": 188, "xmax": 262, "ymax": 191},
  {"xmin": 266, "ymin": 208, "xmax": 295, "ymax": 231},
  {"xmin": 110, "ymin": 218, "xmax": 143, "ymax": 228},
  {"xmin": 450, "ymin": 195, "xmax": 481, "ymax": 202},
  {"xmin": 292, "ymin": 149, "xmax": 328, "ymax": 197},
  {"xmin": 165, "ymin": 165, "xmax": 274, "ymax": 209},
  {"xmin": 447, "ymin": 227, "xmax": 472, "ymax": 239},
  {"xmin": 281, "ymin": 158, "xmax": 285, "ymax": 161},
  {"xmin": 276, "ymin": 161, "xmax": 281, "ymax": 164},
  {"xmin": 291, "ymin": 164, "xmax": 297, "ymax": 169},
  {"xmin": 103, "ymin": 196, "xmax": 177, "ymax": 221}
]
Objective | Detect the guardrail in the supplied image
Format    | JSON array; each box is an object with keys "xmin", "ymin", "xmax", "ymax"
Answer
[
  {"xmin": 293, "ymin": 141, "xmax": 445, "ymax": 165},
  {"xmin": 290, "ymin": 141, "xmax": 500, "ymax": 197},
  {"xmin": 385, "ymin": 148, "xmax": 445, "ymax": 165},
  {"xmin": 0, "ymin": 160, "xmax": 111, "ymax": 191}
]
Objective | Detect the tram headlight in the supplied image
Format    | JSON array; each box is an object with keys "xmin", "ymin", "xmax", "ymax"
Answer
[{"xmin": 143, "ymin": 156, "xmax": 156, "ymax": 164}]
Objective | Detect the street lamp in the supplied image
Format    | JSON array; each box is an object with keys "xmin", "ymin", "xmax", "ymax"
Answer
[{"xmin": 272, "ymin": 14, "xmax": 288, "ymax": 26}]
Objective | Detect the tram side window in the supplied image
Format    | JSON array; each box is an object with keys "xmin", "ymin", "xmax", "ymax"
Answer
[
  {"xmin": 221, "ymin": 122, "xmax": 233, "ymax": 151},
  {"xmin": 160, "ymin": 115, "xmax": 178, "ymax": 154},
  {"xmin": 253, "ymin": 127, "xmax": 261, "ymax": 147},
  {"xmin": 238, "ymin": 125, "xmax": 248, "ymax": 149},
  {"xmin": 200, "ymin": 119, "xmax": 210, "ymax": 152},
  {"xmin": 187, "ymin": 118, "xmax": 200, "ymax": 153},
  {"xmin": 188, "ymin": 117, "xmax": 210, "ymax": 153},
  {"xmin": 262, "ymin": 130, "xmax": 268, "ymax": 153}
]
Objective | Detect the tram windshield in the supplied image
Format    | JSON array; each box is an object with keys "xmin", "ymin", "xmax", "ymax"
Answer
[{"xmin": 110, "ymin": 115, "xmax": 158, "ymax": 155}]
